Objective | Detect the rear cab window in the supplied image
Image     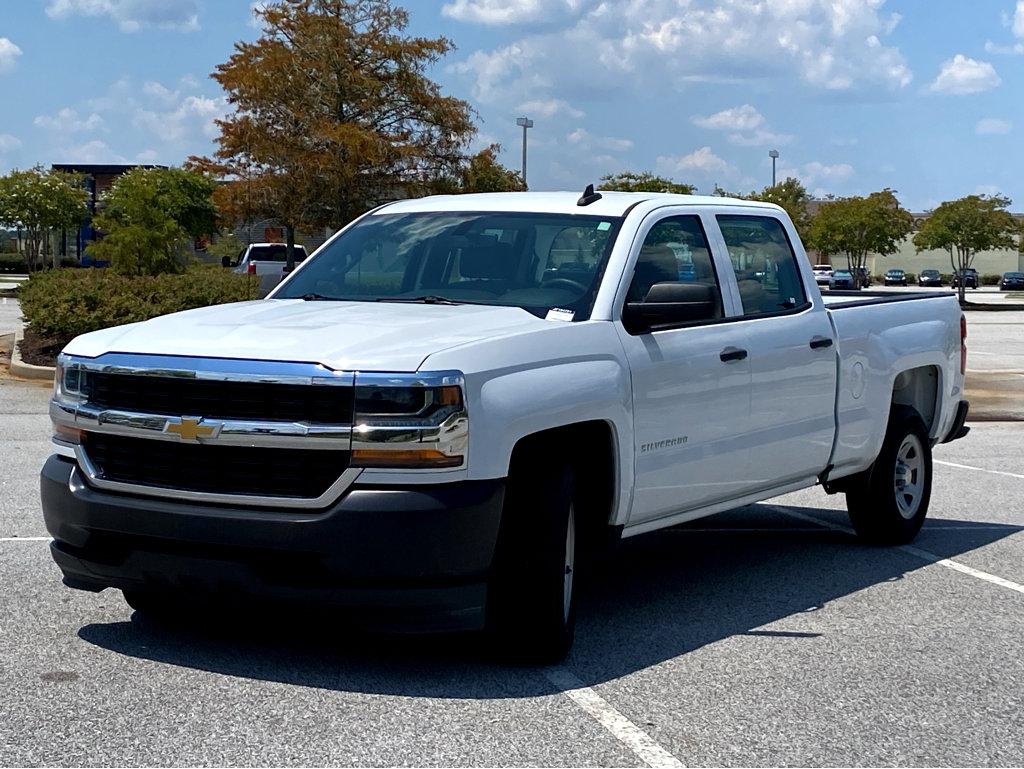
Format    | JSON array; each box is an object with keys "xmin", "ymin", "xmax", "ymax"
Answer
[
  {"xmin": 248, "ymin": 245, "xmax": 308, "ymax": 262},
  {"xmin": 716, "ymin": 215, "xmax": 808, "ymax": 317}
]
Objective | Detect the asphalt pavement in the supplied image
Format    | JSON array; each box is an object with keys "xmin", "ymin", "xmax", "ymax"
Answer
[{"xmin": 1, "ymin": 374, "xmax": 1022, "ymax": 766}]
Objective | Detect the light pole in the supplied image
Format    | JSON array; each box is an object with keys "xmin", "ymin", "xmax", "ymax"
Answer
[
  {"xmin": 768, "ymin": 149, "xmax": 779, "ymax": 187},
  {"xmin": 516, "ymin": 116, "xmax": 534, "ymax": 187}
]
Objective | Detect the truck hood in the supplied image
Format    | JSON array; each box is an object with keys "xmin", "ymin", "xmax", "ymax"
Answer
[{"xmin": 63, "ymin": 299, "xmax": 547, "ymax": 372}]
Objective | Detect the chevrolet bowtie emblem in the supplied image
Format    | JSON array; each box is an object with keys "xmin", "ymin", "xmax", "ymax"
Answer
[{"xmin": 165, "ymin": 417, "xmax": 218, "ymax": 441}]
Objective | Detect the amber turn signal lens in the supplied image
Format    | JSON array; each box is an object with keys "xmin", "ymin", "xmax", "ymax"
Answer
[
  {"xmin": 351, "ymin": 448, "xmax": 463, "ymax": 468},
  {"xmin": 53, "ymin": 424, "xmax": 83, "ymax": 443}
]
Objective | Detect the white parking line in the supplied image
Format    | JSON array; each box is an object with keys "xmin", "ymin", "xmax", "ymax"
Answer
[
  {"xmin": 767, "ymin": 505, "xmax": 1024, "ymax": 596},
  {"xmin": 934, "ymin": 459, "xmax": 1024, "ymax": 481},
  {"xmin": 544, "ymin": 667, "xmax": 683, "ymax": 768},
  {"xmin": 0, "ymin": 537, "xmax": 51, "ymax": 542}
]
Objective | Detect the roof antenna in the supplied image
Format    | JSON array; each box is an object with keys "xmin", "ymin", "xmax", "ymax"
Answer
[{"xmin": 577, "ymin": 183, "xmax": 603, "ymax": 206}]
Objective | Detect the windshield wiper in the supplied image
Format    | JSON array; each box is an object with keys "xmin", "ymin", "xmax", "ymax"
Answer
[
  {"xmin": 376, "ymin": 295, "xmax": 462, "ymax": 305},
  {"xmin": 299, "ymin": 293, "xmax": 344, "ymax": 301}
]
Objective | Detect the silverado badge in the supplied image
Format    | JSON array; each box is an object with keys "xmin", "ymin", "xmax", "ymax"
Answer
[{"xmin": 164, "ymin": 417, "xmax": 219, "ymax": 441}]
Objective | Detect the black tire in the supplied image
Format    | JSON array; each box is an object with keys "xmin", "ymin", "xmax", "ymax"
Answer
[
  {"xmin": 846, "ymin": 405, "xmax": 932, "ymax": 544},
  {"xmin": 487, "ymin": 450, "xmax": 578, "ymax": 663}
]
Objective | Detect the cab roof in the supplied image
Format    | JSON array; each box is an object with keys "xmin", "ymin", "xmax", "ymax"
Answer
[{"xmin": 376, "ymin": 191, "xmax": 782, "ymax": 218}]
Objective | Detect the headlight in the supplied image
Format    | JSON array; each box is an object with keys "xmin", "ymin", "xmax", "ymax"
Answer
[
  {"xmin": 350, "ymin": 373, "xmax": 467, "ymax": 469},
  {"xmin": 54, "ymin": 353, "xmax": 88, "ymax": 404}
]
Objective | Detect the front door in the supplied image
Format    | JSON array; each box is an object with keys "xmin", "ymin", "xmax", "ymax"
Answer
[{"xmin": 615, "ymin": 213, "xmax": 753, "ymax": 525}]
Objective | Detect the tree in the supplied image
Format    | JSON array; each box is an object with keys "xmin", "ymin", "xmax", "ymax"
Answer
[
  {"xmin": 88, "ymin": 167, "xmax": 213, "ymax": 276},
  {"xmin": 0, "ymin": 167, "xmax": 88, "ymax": 271},
  {"xmin": 751, "ymin": 177, "xmax": 812, "ymax": 242},
  {"xmin": 598, "ymin": 171, "xmax": 695, "ymax": 194},
  {"xmin": 198, "ymin": 0, "xmax": 475, "ymax": 271},
  {"xmin": 713, "ymin": 177, "xmax": 812, "ymax": 243},
  {"xmin": 913, "ymin": 194, "xmax": 1018, "ymax": 303},
  {"xmin": 806, "ymin": 189, "xmax": 913, "ymax": 288},
  {"xmin": 429, "ymin": 144, "xmax": 526, "ymax": 194}
]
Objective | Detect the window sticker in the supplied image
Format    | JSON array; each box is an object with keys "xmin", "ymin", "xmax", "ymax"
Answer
[
  {"xmin": 597, "ymin": 221, "xmax": 611, "ymax": 231},
  {"xmin": 545, "ymin": 307, "xmax": 575, "ymax": 322}
]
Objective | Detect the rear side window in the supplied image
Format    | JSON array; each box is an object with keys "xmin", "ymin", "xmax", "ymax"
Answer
[
  {"xmin": 249, "ymin": 245, "xmax": 308, "ymax": 262},
  {"xmin": 625, "ymin": 215, "xmax": 721, "ymax": 316},
  {"xmin": 716, "ymin": 215, "xmax": 807, "ymax": 317}
]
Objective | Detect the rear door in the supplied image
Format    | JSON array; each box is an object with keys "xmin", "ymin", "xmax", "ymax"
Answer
[
  {"xmin": 615, "ymin": 211, "xmax": 753, "ymax": 524},
  {"xmin": 711, "ymin": 213, "xmax": 838, "ymax": 489}
]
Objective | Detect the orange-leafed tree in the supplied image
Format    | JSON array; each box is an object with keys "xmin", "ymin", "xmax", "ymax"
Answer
[{"xmin": 197, "ymin": 0, "xmax": 475, "ymax": 270}]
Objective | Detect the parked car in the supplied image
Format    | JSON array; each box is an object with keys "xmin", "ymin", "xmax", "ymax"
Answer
[
  {"xmin": 918, "ymin": 269, "xmax": 943, "ymax": 287},
  {"xmin": 855, "ymin": 267, "xmax": 872, "ymax": 287},
  {"xmin": 43, "ymin": 191, "xmax": 970, "ymax": 661},
  {"xmin": 231, "ymin": 243, "xmax": 309, "ymax": 276},
  {"xmin": 952, "ymin": 268, "xmax": 979, "ymax": 289},
  {"xmin": 829, "ymin": 269, "xmax": 856, "ymax": 290},
  {"xmin": 884, "ymin": 269, "xmax": 908, "ymax": 286},
  {"xmin": 999, "ymin": 271, "xmax": 1024, "ymax": 290},
  {"xmin": 812, "ymin": 264, "xmax": 834, "ymax": 286}
]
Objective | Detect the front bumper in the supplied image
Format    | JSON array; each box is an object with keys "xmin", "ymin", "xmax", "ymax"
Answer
[{"xmin": 41, "ymin": 456, "xmax": 504, "ymax": 631}]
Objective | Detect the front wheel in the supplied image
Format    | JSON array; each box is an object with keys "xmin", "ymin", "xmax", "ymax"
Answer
[
  {"xmin": 487, "ymin": 455, "xmax": 578, "ymax": 663},
  {"xmin": 846, "ymin": 405, "xmax": 932, "ymax": 544}
]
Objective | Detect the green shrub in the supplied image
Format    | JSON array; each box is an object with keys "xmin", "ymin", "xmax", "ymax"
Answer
[
  {"xmin": 982, "ymin": 273, "xmax": 1001, "ymax": 286},
  {"xmin": 0, "ymin": 253, "xmax": 28, "ymax": 272},
  {"xmin": 19, "ymin": 266, "xmax": 260, "ymax": 347},
  {"xmin": 940, "ymin": 273, "xmax": 954, "ymax": 284},
  {"xmin": 905, "ymin": 273, "xmax": 917, "ymax": 284}
]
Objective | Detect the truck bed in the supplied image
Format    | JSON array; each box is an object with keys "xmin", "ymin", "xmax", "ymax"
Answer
[{"xmin": 822, "ymin": 290, "xmax": 955, "ymax": 309}]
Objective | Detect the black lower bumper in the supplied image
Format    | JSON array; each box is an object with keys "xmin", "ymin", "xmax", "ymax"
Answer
[
  {"xmin": 41, "ymin": 456, "xmax": 505, "ymax": 631},
  {"xmin": 942, "ymin": 399, "xmax": 970, "ymax": 444}
]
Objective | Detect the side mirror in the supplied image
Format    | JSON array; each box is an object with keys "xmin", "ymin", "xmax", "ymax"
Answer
[{"xmin": 623, "ymin": 282, "xmax": 720, "ymax": 334}]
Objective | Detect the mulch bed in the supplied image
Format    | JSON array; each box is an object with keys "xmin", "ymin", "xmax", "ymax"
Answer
[{"xmin": 18, "ymin": 327, "xmax": 62, "ymax": 367}]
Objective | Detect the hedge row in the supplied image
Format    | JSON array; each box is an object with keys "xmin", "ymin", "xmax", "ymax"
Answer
[{"xmin": 19, "ymin": 266, "xmax": 259, "ymax": 348}]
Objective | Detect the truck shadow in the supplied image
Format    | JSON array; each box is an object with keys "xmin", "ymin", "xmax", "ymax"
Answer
[{"xmin": 76, "ymin": 502, "xmax": 1022, "ymax": 699}]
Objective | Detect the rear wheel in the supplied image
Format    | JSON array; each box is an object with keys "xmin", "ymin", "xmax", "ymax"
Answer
[
  {"xmin": 846, "ymin": 405, "xmax": 932, "ymax": 544},
  {"xmin": 487, "ymin": 452, "xmax": 578, "ymax": 663}
]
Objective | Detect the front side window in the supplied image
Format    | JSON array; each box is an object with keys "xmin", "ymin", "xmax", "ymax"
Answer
[
  {"xmin": 275, "ymin": 212, "xmax": 622, "ymax": 320},
  {"xmin": 625, "ymin": 215, "xmax": 721, "ymax": 315},
  {"xmin": 717, "ymin": 215, "xmax": 807, "ymax": 317}
]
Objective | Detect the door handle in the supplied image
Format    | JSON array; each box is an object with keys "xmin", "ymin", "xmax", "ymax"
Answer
[
  {"xmin": 809, "ymin": 336, "xmax": 834, "ymax": 350},
  {"xmin": 720, "ymin": 347, "xmax": 748, "ymax": 363}
]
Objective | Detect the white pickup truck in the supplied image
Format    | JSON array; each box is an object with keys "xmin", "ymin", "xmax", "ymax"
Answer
[{"xmin": 42, "ymin": 190, "xmax": 969, "ymax": 661}]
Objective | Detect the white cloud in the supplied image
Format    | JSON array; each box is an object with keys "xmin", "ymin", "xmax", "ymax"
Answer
[
  {"xmin": 692, "ymin": 104, "xmax": 793, "ymax": 147},
  {"xmin": 692, "ymin": 104, "xmax": 765, "ymax": 132},
  {"xmin": 135, "ymin": 148, "xmax": 160, "ymax": 163},
  {"xmin": 1014, "ymin": 0, "xmax": 1024, "ymax": 37},
  {"xmin": 34, "ymin": 107, "xmax": 104, "ymax": 132},
  {"xmin": 974, "ymin": 183, "xmax": 1004, "ymax": 197},
  {"xmin": 984, "ymin": 40, "xmax": 1024, "ymax": 55},
  {"xmin": 442, "ymin": 0, "xmax": 582, "ymax": 25},
  {"xmin": 566, "ymin": 127, "xmax": 633, "ymax": 152},
  {"xmin": 657, "ymin": 146, "xmax": 733, "ymax": 178},
  {"xmin": 517, "ymin": 98, "xmax": 584, "ymax": 119},
  {"xmin": 453, "ymin": 0, "xmax": 912, "ymax": 107},
  {"xmin": 133, "ymin": 94, "xmax": 223, "ymax": 142},
  {"xmin": 777, "ymin": 160, "xmax": 854, "ymax": 193},
  {"xmin": 929, "ymin": 54, "xmax": 1000, "ymax": 95},
  {"xmin": 0, "ymin": 134, "xmax": 21, "ymax": 152},
  {"xmin": 54, "ymin": 139, "xmax": 126, "ymax": 164},
  {"xmin": 976, "ymin": 118, "xmax": 1012, "ymax": 135},
  {"xmin": 45, "ymin": 0, "xmax": 199, "ymax": 32},
  {"xmin": 0, "ymin": 37, "xmax": 22, "ymax": 73}
]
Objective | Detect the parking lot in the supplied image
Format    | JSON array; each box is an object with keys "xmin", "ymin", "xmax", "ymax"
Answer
[{"xmin": 1, "ymin": 316, "xmax": 1022, "ymax": 767}]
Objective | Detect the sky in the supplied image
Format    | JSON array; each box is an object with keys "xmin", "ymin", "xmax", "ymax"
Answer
[{"xmin": 0, "ymin": 0, "xmax": 1023, "ymax": 212}]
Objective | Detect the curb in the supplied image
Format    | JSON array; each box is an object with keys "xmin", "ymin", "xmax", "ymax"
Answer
[{"xmin": 10, "ymin": 327, "xmax": 56, "ymax": 381}]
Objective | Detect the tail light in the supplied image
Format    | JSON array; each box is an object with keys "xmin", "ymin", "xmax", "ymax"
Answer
[
  {"xmin": 960, "ymin": 314, "xmax": 967, "ymax": 375},
  {"xmin": 247, "ymin": 261, "xmax": 256, "ymax": 275}
]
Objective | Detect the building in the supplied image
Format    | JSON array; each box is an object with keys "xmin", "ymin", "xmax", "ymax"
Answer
[
  {"xmin": 50, "ymin": 163, "xmax": 165, "ymax": 261},
  {"xmin": 806, "ymin": 201, "xmax": 1024, "ymax": 276}
]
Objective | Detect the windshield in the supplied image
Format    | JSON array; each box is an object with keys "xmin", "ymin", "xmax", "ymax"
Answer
[{"xmin": 274, "ymin": 211, "xmax": 623, "ymax": 319}]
